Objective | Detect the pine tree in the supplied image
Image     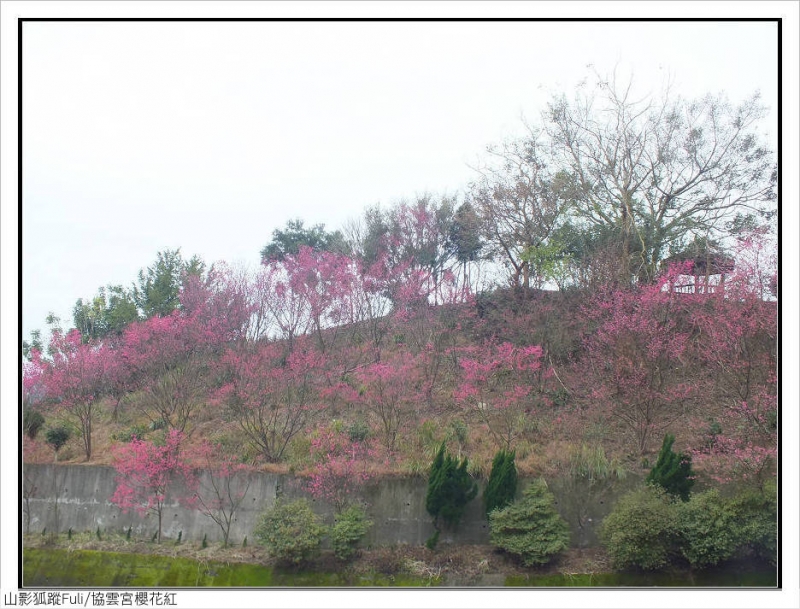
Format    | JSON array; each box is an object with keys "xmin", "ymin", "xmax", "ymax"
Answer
[
  {"xmin": 647, "ymin": 433, "xmax": 695, "ymax": 501},
  {"xmin": 484, "ymin": 450, "xmax": 518, "ymax": 517}
]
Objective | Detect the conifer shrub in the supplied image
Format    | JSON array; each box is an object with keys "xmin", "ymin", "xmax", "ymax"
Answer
[
  {"xmin": 488, "ymin": 479, "xmax": 570, "ymax": 566},
  {"xmin": 425, "ymin": 443, "xmax": 478, "ymax": 530},
  {"xmin": 330, "ymin": 505, "xmax": 372, "ymax": 561},
  {"xmin": 45, "ymin": 426, "xmax": 71, "ymax": 456},
  {"xmin": 254, "ymin": 498, "xmax": 326, "ymax": 565},
  {"xmin": 425, "ymin": 530, "xmax": 440, "ymax": 550},
  {"xmin": 646, "ymin": 433, "xmax": 694, "ymax": 501},
  {"xmin": 484, "ymin": 450, "xmax": 517, "ymax": 517},
  {"xmin": 600, "ymin": 485, "xmax": 679, "ymax": 570}
]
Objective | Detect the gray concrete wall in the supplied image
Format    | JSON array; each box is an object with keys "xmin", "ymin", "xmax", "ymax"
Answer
[{"xmin": 22, "ymin": 464, "xmax": 640, "ymax": 547}]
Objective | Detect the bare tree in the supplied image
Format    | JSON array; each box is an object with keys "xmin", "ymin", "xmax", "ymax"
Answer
[
  {"xmin": 545, "ymin": 70, "xmax": 776, "ymax": 284},
  {"xmin": 471, "ymin": 133, "xmax": 569, "ymax": 289}
]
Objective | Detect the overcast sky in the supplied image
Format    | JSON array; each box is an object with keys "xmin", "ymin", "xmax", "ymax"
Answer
[
  {"xmin": 5, "ymin": 6, "xmax": 798, "ymax": 608},
  {"xmin": 21, "ymin": 19, "xmax": 778, "ymax": 339}
]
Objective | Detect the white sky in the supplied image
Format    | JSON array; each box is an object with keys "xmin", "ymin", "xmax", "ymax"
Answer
[
  {"xmin": 3, "ymin": 3, "xmax": 799, "ymax": 608},
  {"xmin": 19, "ymin": 19, "xmax": 779, "ymax": 339}
]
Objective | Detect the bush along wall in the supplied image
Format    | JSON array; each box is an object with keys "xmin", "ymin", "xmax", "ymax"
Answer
[
  {"xmin": 488, "ymin": 479, "xmax": 570, "ymax": 566},
  {"xmin": 600, "ymin": 480, "xmax": 777, "ymax": 571}
]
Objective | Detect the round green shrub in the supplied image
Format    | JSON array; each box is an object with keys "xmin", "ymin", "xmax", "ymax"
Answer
[
  {"xmin": 254, "ymin": 499, "xmax": 326, "ymax": 566},
  {"xmin": 45, "ymin": 426, "xmax": 71, "ymax": 454},
  {"xmin": 600, "ymin": 485, "xmax": 679, "ymax": 571},
  {"xmin": 489, "ymin": 479, "xmax": 570, "ymax": 566},
  {"xmin": 728, "ymin": 481, "xmax": 777, "ymax": 564},
  {"xmin": 678, "ymin": 489, "xmax": 740, "ymax": 568},
  {"xmin": 330, "ymin": 505, "xmax": 372, "ymax": 561}
]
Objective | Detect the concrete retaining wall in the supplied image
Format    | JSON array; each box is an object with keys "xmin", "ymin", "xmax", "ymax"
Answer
[{"xmin": 22, "ymin": 464, "xmax": 640, "ymax": 547}]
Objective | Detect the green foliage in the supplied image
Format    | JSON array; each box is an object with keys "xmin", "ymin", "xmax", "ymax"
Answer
[
  {"xmin": 112, "ymin": 424, "xmax": 149, "ymax": 443},
  {"xmin": 45, "ymin": 426, "xmax": 71, "ymax": 454},
  {"xmin": 260, "ymin": 219, "xmax": 348, "ymax": 263},
  {"xmin": 22, "ymin": 329, "xmax": 44, "ymax": 362},
  {"xmin": 484, "ymin": 450, "xmax": 518, "ymax": 517},
  {"xmin": 600, "ymin": 485, "xmax": 679, "ymax": 571},
  {"xmin": 728, "ymin": 481, "xmax": 777, "ymax": 564},
  {"xmin": 67, "ymin": 528, "xmax": 72, "ymax": 541},
  {"xmin": 448, "ymin": 419, "xmax": 469, "ymax": 449},
  {"xmin": 418, "ymin": 420, "xmax": 441, "ymax": 454},
  {"xmin": 488, "ymin": 479, "xmax": 570, "ymax": 566},
  {"xmin": 522, "ymin": 239, "xmax": 571, "ymax": 286},
  {"xmin": 347, "ymin": 420, "xmax": 370, "ymax": 444},
  {"xmin": 449, "ymin": 201, "xmax": 483, "ymax": 264},
  {"xmin": 565, "ymin": 444, "xmax": 626, "ymax": 482},
  {"xmin": 242, "ymin": 536, "xmax": 247, "ymax": 548},
  {"xmin": 149, "ymin": 418, "xmax": 167, "ymax": 431},
  {"xmin": 702, "ymin": 419, "xmax": 724, "ymax": 450},
  {"xmin": 134, "ymin": 249, "xmax": 202, "ymax": 319},
  {"xmin": 603, "ymin": 481, "xmax": 778, "ymax": 572},
  {"xmin": 23, "ymin": 407, "xmax": 45, "ymax": 440},
  {"xmin": 73, "ymin": 285, "xmax": 139, "ymax": 341},
  {"xmin": 254, "ymin": 499, "xmax": 326, "ymax": 565},
  {"xmin": 330, "ymin": 506, "xmax": 372, "ymax": 561},
  {"xmin": 677, "ymin": 490, "xmax": 740, "ymax": 568},
  {"xmin": 646, "ymin": 434, "xmax": 695, "ymax": 501},
  {"xmin": 425, "ymin": 530, "xmax": 440, "ymax": 550},
  {"xmin": 425, "ymin": 444, "xmax": 478, "ymax": 529}
]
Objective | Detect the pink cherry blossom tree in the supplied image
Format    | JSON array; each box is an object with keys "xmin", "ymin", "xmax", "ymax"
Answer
[
  {"xmin": 582, "ymin": 268, "xmax": 695, "ymax": 455},
  {"xmin": 307, "ymin": 426, "xmax": 375, "ymax": 512},
  {"xmin": 355, "ymin": 354, "xmax": 425, "ymax": 453},
  {"xmin": 110, "ymin": 429, "xmax": 195, "ymax": 543},
  {"xmin": 41, "ymin": 329, "xmax": 109, "ymax": 460},
  {"xmin": 455, "ymin": 341, "xmax": 543, "ymax": 451},
  {"xmin": 217, "ymin": 340, "xmax": 326, "ymax": 463},
  {"xmin": 188, "ymin": 441, "xmax": 252, "ymax": 546},
  {"xmin": 116, "ymin": 313, "xmax": 206, "ymax": 433},
  {"xmin": 686, "ymin": 237, "xmax": 777, "ymax": 487}
]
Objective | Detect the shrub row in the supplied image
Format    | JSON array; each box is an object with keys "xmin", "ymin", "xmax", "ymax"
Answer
[
  {"xmin": 600, "ymin": 483, "xmax": 777, "ymax": 570},
  {"xmin": 253, "ymin": 500, "xmax": 372, "ymax": 565}
]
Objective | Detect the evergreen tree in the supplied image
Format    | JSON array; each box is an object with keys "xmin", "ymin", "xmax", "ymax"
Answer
[
  {"xmin": 489, "ymin": 479, "xmax": 570, "ymax": 566},
  {"xmin": 133, "ymin": 249, "xmax": 205, "ymax": 319},
  {"xmin": 260, "ymin": 219, "xmax": 348, "ymax": 263},
  {"xmin": 484, "ymin": 450, "xmax": 517, "ymax": 517},
  {"xmin": 425, "ymin": 443, "xmax": 478, "ymax": 529},
  {"xmin": 647, "ymin": 434, "xmax": 695, "ymax": 501},
  {"xmin": 45, "ymin": 426, "xmax": 71, "ymax": 462}
]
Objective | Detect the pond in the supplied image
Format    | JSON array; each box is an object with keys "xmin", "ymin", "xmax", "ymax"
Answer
[
  {"xmin": 22, "ymin": 549, "xmax": 439, "ymax": 587},
  {"xmin": 504, "ymin": 561, "xmax": 777, "ymax": 587},
  {"xmin": 23, "ymin": 549, "xmax": 776, "ymax": 588}
]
